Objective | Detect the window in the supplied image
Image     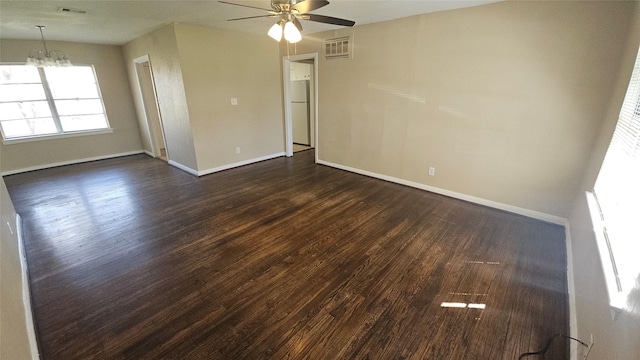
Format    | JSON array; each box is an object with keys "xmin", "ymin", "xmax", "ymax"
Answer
[
  {"xmin": 592, "ymin": 45, "xmax": 640, "ymax": 309},
  {"xmin": 0, "ymin": 65, "xmax": 109, "ymax": 141}
]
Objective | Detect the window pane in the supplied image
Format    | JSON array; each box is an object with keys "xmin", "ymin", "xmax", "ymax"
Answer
[
  {"xmin": 0, "ymin": 101, "xmax": 52, "ymax": 121},
  {"xmin": 55, "ymin": 99, "xmax": 104, "ymax": 116},
  {"xmin": 595, "ymin": 143, "xmax": 640, "ymax": 293},
  {"xmin": 48, "ymin": 83, "xmax": 99, "ymax": 99},
  {"xmin": 0, "ymin": 65, "xmax": 110, "ymax": 141},
  {"xmin": 0, "ymin": 66, "xmax": 41, "ymax": 84},
  {"xmin": 60, "ymin": 114, "xmax": 108, "ymax": 132},
  {"xmin": 594, "ymin": 45, "xmax": 640, "ymax": 301},
  {"xmin": 44, "ymin": 66, "xmax": 95, "ymax": 84},
  {"xmin": 44, "ymin": 66, "xmax": 98, "ymax": 99},
  {"xmin": 1, "ymin": 118, "xmax": 58, "ymax": 138},
  {"xmin": 0, "ymin": 84, "xmax": 47, "ymax": 102}
]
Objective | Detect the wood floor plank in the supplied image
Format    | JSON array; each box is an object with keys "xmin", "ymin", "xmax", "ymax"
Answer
[{"xmin": 3, "ymin": 150, "xmax": 569, "ymax": 359}]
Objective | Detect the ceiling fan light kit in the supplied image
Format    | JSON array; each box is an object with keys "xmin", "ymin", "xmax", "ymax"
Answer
[
  {"xmin": 268, "ymin": 21, "xmax": 284, "ymax": 41},
  {"xmin": 283, "ymin": 21, "xmax": 302, "ymax": 43},
  {"xmin": 220, "ymin": 0, "xmax": 354, "ymax": 43},
  {"xmin": 26, "ymin": 25, "xmax": 72, "ymax": 67}
]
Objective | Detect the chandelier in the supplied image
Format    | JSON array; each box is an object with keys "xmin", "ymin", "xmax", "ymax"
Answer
[{"xmin": 25, "ymin": 25, "xmax": 72, "ymax": 67}]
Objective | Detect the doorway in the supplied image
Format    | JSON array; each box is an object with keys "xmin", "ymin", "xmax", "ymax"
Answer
[
  {"xmin": 134, "ymin": 55, "xmax": 167, "ymax": 161},
  {"xmin": 283, "ymin": 53, "xmax": 318, "ymax": 162}
]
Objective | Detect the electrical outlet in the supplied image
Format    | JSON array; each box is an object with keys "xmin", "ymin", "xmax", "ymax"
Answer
[
  {"xmin": 236, "ymin": 147, "xmax": 240, "ymax": 154},
  {"xmin": 231, "ymin": 98, "xmax": 238, "ymax": 105},
  {"xmin": 428, "ymin": 167, "xmax": 436, "ymax": 176},
  {"xmin": 583, "ymin": 334, "xmax": 594, "ymax": 359}
]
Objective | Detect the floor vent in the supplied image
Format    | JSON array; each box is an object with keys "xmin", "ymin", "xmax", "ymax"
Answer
[{"xmin": 324, "ymin": 35, "xmax": 352, "ymax": 60}]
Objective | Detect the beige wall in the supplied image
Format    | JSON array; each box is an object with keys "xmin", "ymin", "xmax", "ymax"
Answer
[
  {"xmin": 0, "ymin": 40, "xmax": 142, "ymax": 173},
  {"xmin": 0, "ymin": 138, "xmax": 36, "ymax": 359},
  {"xmin": 123, "ymin": 24, "xmax": 284, "ymax": 173},
  {"xmin": 292, "ymin": 1, "xmax": 632, "ymax": 219},
  {"xmin": 174, "ymin": 24, "xmax": 284, "ymax": 171},
  {"xmin": 568, "ymin": 2, "xmax": 640, "ymax": 359},
  {"xmin": 123, "ymin": 24, "xmax": 198, "ymax": 171}
]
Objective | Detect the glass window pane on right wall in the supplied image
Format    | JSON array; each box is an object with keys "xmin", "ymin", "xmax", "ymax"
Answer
[{"xmin": 593, "ymin": 44, "xmax": 640, "ymax": 304}]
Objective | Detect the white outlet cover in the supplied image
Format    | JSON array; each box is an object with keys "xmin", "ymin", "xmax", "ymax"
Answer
[{"xmin": 231, "ymin": 98, "xmax": 238, "ymax": 105}]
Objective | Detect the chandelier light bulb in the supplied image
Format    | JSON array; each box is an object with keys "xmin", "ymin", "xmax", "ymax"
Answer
[
  {"xmin": 268, "ymin": 22, "xmax": 283, "ymax": 42},
  {"xmin": 283, "ymin": 21, "xmax": 301, "ymax": 43}
]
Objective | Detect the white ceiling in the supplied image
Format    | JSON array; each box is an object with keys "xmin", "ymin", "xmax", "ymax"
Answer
[{"xmin": 0, "ymin": 0, "xmax": 499, "ymax": 46}]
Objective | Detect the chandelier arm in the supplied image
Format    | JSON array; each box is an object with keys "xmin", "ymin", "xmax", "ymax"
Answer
[{"xmin": 36, "ymin": 25, "xmax": 50, "ymax": 56}]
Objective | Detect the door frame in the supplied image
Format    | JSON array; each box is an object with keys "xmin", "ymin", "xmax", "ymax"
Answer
[
  {"xmin": 133, "ymin": 54, "xmax": 167, "ymax": 160},
  {"xmin": 283, "ymin": 53, "xmax": 318, "ymax": 162}
]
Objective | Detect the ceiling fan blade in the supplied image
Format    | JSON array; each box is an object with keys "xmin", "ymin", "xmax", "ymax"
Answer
[
  {"xmin": 292, "ymin": 0, "xmax": 329, "ymax": 14},
  {"xmin": 292, "ymin": 17, "xmax": 303, "ymax": 32},
  {"xmin": 227, "ymin": 14, "xmax": 276, "ymax": 21},
  {"xmin": 306, "ymin": 14, "xmax": 355, "ymax": 27},
  {"xmin": 218, "ymin": 1, "xmax": 273, "ymax": 12}
]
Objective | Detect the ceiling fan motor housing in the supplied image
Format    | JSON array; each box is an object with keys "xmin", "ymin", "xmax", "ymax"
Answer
[{"xmin": 273, "ymin": 0, "xmax": 302, "ymax": 7}]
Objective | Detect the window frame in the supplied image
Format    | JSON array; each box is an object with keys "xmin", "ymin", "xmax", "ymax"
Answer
[
  {"xmin": 591, "ymin": 44, "xmax": 640, "ymax": 313},
  {"xmin": 587, "ymin": 192, "xmax": 626, "ymax": 312},
  {"xmin": 0, "ymin": 63, "xmax": 112, "ymax": 144}
]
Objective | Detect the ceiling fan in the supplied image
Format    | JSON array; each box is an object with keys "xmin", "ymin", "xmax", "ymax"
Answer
[{"xmin": 219, "ymin": 0, "xmax": 355, "ymax": 43}]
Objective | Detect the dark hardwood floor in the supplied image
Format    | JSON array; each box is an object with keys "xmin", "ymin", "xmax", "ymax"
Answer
[{"xmin": 4, "ymin": 150, "xmax": 568, "ymax": 359}]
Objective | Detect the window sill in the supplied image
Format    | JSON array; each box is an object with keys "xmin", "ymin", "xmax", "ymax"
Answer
[
  {"xmin": 585, "ymin": 191, "xmax": 626, "ymax": 317},
  {"xmin": 2, "ymin": 128, "xmax": 113, "ymax": 145}
]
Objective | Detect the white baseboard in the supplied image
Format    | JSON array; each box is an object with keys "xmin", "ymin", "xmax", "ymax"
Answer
[
  {"xmin": 316, "ymin": 159, "xmax": 567, "ymax": 225},
  {"xmin": 1, "ymin": 150, "xmax": 145, "ymax": 176},
  {"xmin": 167, "ymin": 160, "xmax": 198, "ymax": 176},
  {"xmin": 197, "ymin": 152, "xmax": 286, "ymax": 176},
  {"xmin": 16, "ymin": 214, "xmax": 40, "ymax": 360},
  {"xmin": 143, "ymin": 150, "xmax": 154, "ymax": 157}
]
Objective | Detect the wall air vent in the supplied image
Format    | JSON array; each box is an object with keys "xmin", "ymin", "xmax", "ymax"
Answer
[{"xmin": 324, "ymin": 35, "xmax": 352, "ymax": 60}]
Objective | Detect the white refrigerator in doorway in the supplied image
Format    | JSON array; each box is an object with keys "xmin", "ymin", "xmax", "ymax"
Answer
[{"xmin": 291, "ymin": 80, "xmax": 310, "ymax": 146}]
